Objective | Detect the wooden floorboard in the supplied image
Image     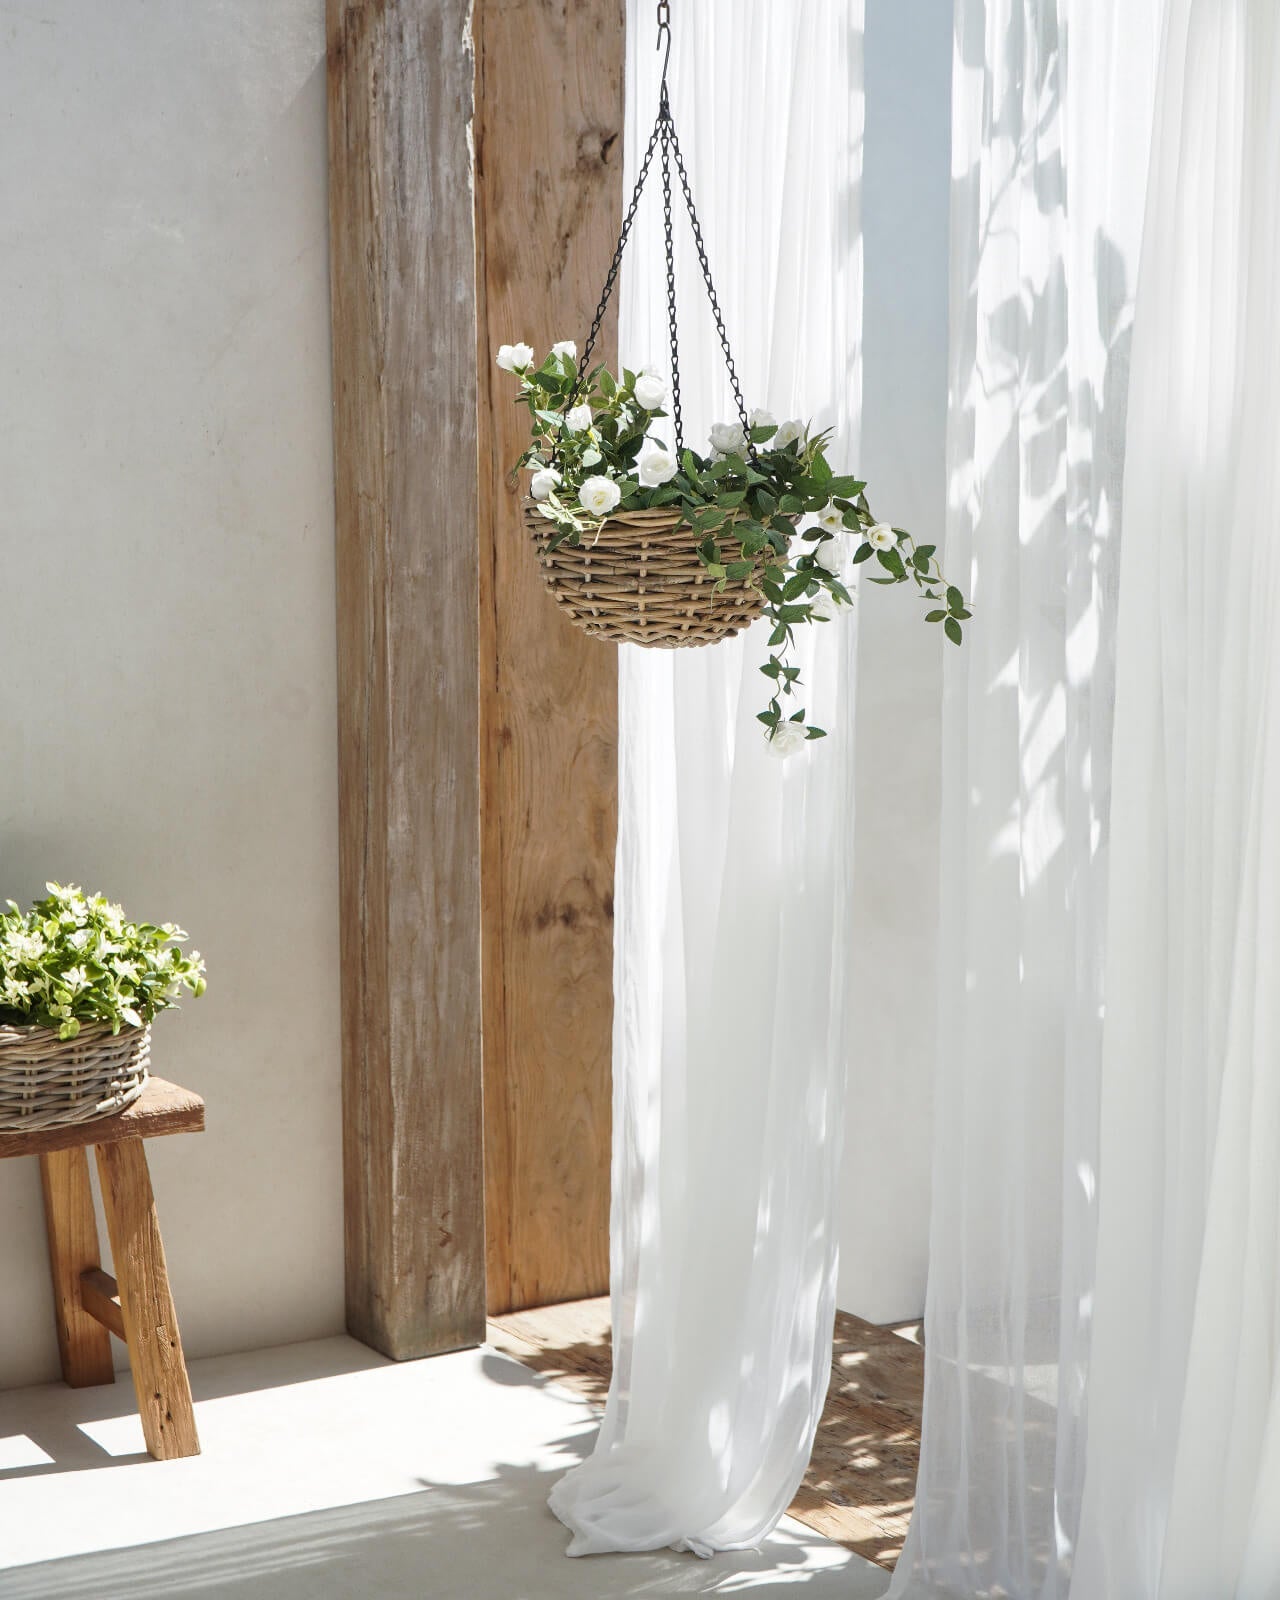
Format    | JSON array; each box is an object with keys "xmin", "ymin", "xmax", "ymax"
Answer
[{"xmin": 488, "ymin": 1296, "xmax": 924, "ymax": 1572}]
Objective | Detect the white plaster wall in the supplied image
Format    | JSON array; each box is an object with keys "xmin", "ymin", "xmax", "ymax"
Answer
[
  {"xmin": 839, "ymin": 0, "xmax": 953, "ymax": 1323},
  {"xmin": 0, "ymin": 1, "xmax": 342, "ymax": 1387}
]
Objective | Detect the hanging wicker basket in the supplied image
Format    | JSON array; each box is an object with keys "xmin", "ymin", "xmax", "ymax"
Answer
[
  {"xmin": 0, "ymin": 1021, "xmax": 150, "ymax": 1132},
  {"xmin": 525, "ymin": 503, "xmax": 768, "ymax": 647}
]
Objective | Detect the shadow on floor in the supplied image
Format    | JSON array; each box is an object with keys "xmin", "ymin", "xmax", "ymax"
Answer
[{"xmin": 4, "ymin": 1462, "xmax": 889, "ymax": 1600}]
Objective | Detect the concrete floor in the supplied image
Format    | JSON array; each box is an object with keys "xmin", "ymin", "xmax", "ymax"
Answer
[{"xmin": 0, "ymin": 1336, "xmax": 891, "ymax": 1599}]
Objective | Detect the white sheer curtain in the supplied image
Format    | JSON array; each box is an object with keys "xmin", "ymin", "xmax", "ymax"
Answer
[
  {"xmin": 896, "ymin": 1, "xmax": 1280, "ymax": 1597},
  {"xmin": 1072, "ymin": 4, "xmax": 1280, "ymax": 1595},
  {"xmin": 548, "ymin": 0, "xmax": 864, "ymax": 1560},
  {"xmin": 889, "ymin": 1, "xmax": 1160, "ymax": 1595}
]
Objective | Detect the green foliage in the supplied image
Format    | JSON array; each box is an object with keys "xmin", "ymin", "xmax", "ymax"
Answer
[
  {"xmin": 0, "ymin": 883, "xmax": 207, "ymax": 1040},
  {"xmin": 502, "ymin": 346, "xmax": 971, "ymax": 744}
]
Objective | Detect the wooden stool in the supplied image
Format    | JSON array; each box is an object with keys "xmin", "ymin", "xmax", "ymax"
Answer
[{"xmin": 0, "ymin": 1077, "xmax": 205, "ymax": 1460}]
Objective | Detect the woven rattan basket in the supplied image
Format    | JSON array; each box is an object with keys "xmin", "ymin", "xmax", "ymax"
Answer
[
  {"xmin": 0, "ymin": 1021, "xmax": 150, "ymax": 1132},
  {"xmin": 525, "ymin": 504, "xmax": 768, "ymax": 647}
]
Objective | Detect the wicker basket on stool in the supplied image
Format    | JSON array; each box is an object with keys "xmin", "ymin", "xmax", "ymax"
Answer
[
  {"xmin": 0, "ymin": 1022, "xmax": 150, "ymax": 1131},
  {"xmin": 525, "ymin": 504, "xmax": 768, "ymax": 647}
]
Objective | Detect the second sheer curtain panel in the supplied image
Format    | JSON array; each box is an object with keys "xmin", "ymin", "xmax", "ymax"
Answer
[{"xmin": 549, "ymin": 0, "xmax": 865, "ymax": 1559}]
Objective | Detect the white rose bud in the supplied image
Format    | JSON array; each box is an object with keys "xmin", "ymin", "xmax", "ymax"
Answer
[
  {"xmin": 766, "ymin": 720, "xmax": 809, "ymax": 758},
  {"xmin": 815, "ymin": 535, "xmax": 848, "ymax": 574},
  {"xmin": 634, "ymin": 372, "xmax": 668, "ymax": 410},
  {"xmin": 866, "ymin": 522, "xmax": 897, "ymax": 550},
  {"xmin": 810, "ymin": 587, "xmax": 846, "ymax": 622},
  {"xmin": 773, "ymin": 419, "xmax": 804, "ymax": 449},
  {"xmin": 566, "ymin": 404, "xmax": 593, "ymax": 432},
  {"xmin": 496, "ymin": 342, "xmax": 534, "ymax": 373},
  {"xmin": 552, "ymin": 340, "xmax": 577, "ymax": 361},
  {"xmin": 638, "ymin": 446, "xmax": 678, "ymax": 487},
  {"xmin": 709, "ymin": 421, "xmax": 747, "ymax": 455},
  {"xmin": 579, "ymin": 475, "xmax": 621, "ymax": 517},
  {"xmin": 529, "ymin": 467, "xmax": 561, "ymax": 501},
  {"xmin": 816, "ymin": 501, "xmax": 844, "ymax": 533},
  {"xmin": 749, "ymin": 407, "xmax": 777, "ymax": 430}
]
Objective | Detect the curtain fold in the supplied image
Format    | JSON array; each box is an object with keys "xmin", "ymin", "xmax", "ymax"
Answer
[
  {"xmin": 888, "ymin": 1, "xmax": 1160, "ymax": 1594},
  {"xmin": 1071, "ymin": 5, "xmax": 1280, "ymax": 1595},
  {"xmin": 548, "ymin": 0, "xmax": 864, "ymax": 1560}
]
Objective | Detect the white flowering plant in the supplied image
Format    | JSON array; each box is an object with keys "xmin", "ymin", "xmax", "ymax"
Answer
[
  {"xmin": 0, "ymin": 883, "xmax": 207, "ymax": 1041},
  {"xmin": 498, "ymin": 342, "xmax": 970, "ymax": 745}
]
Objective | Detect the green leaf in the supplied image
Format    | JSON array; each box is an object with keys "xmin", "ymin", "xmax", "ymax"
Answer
[
  {"xmin": 946, "ymin": 585, "xmax": 965, "ymax": 610},
  {"xmin": 945, "ymin": 617, "xmax": 963, "ymax": 645},
  {"xmin": 725, "ymin": 560, "xmax": 755, "ymax": 580},
  {"xmin": 852, "ymin": 542, "xmax": 875, "ymax": 564},
  {"xmin": 925, "ymin": 609, "xmax": 947, "ymax": 623}
]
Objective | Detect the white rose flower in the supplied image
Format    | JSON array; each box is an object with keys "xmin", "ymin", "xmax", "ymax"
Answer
[
  {"xmin": 634, "ymin": 372, "xmax": 668, "ymax": 410},
  {"xmin": 529, "ymin": 467, "xmax": 561, "ymax": 501},
  {"xmin": 579, "ymin": 475, "xmax": 621, "ymax": 517},
  {"xmin": 866, "ymin": 522, "xmax": 898, "ymax": 550},
  {"xmin": 638, "ymin": 446, "xmax": 678, "ymax": 487},
  {"xmin": 709, "ymin": 421, "xmax": 747, "ymax": 455},
  {"xmin": 815, "ymin": 535, "xmax": 848, "ymax": 574},
  {"xmin": 810, "ymin": 587, "xmax": 847, "ymax": 622},
  {"xmin": 552, "ymin": 340, "xmax": 577, "ymax": 362},
  {"xmin": 566, "ymin": 404, "xmax": 593, "ymax": 432},
  {"xmin": 749, "ymin": 407, "xmax": 777, "ymax": 430},
  {"xmin": 767, "ymin": 720, "xmax": 809, "ymax": 758},
  {"xmin": 816, "ymin": 501, "xmax": 844, "ymax": 533},
  {"xmin": 582, "ymin": 446, "xmax": 602, "ymax": 467},
  {"xmin": 496, "ymin": 342, "xmax": 534, "ymax": 373},
  {"xmin": 773, "ymin": 419, "xmax": 804, "ymax": 449}
]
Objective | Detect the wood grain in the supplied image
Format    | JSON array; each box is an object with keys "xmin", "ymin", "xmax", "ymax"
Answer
[
  {"xmin": 95, "ymin": 1137, "xmax": 199, "ymax": 1459},
  {"xmin": 38, "ymin": 1147, "xmax": 115, "ymax": 1388},
  {"xmin": 328, "ymin": 0, "xmax": 486, "ymax": 1358},
  {"xmin": 474, "ymin": 0, "xmax": 624, "ymax": 1316},
  {"xmin": 0, "ymin": 1077, "xmax": 203, "ymax": 1162},
  {"xmin": 488, "ymin": 1296, "xmax": 925, "ymax": 1571}
]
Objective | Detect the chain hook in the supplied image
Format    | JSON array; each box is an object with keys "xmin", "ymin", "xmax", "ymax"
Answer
[{"xmin": 656, "ymin": 0, "xmax": 672, "ymax": 105}]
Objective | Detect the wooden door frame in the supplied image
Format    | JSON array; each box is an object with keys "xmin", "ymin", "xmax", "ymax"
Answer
[{"xmin": 327, "ymin": 0, "xmax": 623, "ymax": 1360}]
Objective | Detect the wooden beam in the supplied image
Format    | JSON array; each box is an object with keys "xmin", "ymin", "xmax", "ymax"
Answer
[
  {"xmin": 328, "ymin": 0, "xmax": 485, "ymax": 1358},
  {"xmin": 474, "ymin": 0, "xmax": 623, "ymax": 1315},
  {"xmin": 80, "ymin": 1267, "xmax": 127, "ymax": 1342}
]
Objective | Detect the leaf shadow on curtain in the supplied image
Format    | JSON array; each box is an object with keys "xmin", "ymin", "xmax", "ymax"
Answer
[{"xmin": 890, "ymin": 0, "xmax": 1150, "ymax": 1593}]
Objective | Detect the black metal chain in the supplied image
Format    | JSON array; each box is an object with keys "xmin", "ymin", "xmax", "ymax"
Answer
[
  {"xmin": 554, "ymin": 0, "xmax": 753, "ymax": 464},
  {"xmin": 659, "ymin": 127, "xmax": 684, "ymax": 448}
]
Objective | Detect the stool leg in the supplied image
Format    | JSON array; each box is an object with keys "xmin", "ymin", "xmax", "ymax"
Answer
[
  {"xmin": 39, "ymin": 1148, "xmax": 116, "ymax": 1388},
  {"xmin": 95, "ymin": 1136, "xmax": 200, "ymax": 1460}
]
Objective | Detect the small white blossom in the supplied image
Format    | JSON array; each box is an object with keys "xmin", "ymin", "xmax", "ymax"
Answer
[
  {"xmin": 579, "ymin": 475, "xmax": 622, "ymax": 517},
  {"xmin": 767, "ymin": 720, "xmax": 809, "ymax": 758},
  {"xmin": 529, "ymin": 467, "xmax": 561, "ymax": 502},
  {"xmin": 565, "ymin": 404, "xmax": 593, "ymax": 433},
  {"xmin": 810, "ymin": 587, "xmax": 848, "ymax": 622},
  {"xmin": 816, "ymin": 501, "xmax": 844, "ymax": 533},
  {"xmin": 634, "ymin": 372, "xmax": 668, "ymax": 410},
  {"xmin": 496, "ymin": 342, "xmax": 534, "ymax": 373},
  {"xmin": 866, "ymin": 522, "xmax": 898, "ymax": 550},
  {"xmin": 773, "ymin": 419, "xmax": 804, "ymax": 449},
  {"xmin": 709, "ymin": 421, "xmax": 747, "ymax": 456},
  {"xmin": 551, "ymin": 340, "xmax": 577, "ymax": 362},
  {"xmin": 749, "ymin": 407, "xmax": 777, "ymax": 430},
  {"xmin": 815, "ymin": 535, "xmax": 848, "ymax": 574},
  {"xmin": 638, "ymin": 446, "xmax": 678, "ymax": 487}
]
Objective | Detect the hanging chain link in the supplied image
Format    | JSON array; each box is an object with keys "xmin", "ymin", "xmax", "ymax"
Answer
[
  {"xmin": 659, "ymin": 128, "xmax": 684, "ymax": 448},
  {"xmin": 557, "ymin": 0, "xmax": 753, "ymax": 464}
]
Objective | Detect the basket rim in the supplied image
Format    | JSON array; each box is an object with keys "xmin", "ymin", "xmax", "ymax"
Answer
[{"xmin": 0, "ymin": 1018, "xmax": 149, "ymax": 1044}]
